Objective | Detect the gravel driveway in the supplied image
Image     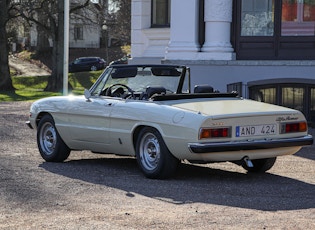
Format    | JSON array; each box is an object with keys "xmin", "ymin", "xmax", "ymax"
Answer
[
  {"xmin": 9, "ymin": 56, "xmax": 50, "ymax": 77},
  {"xmin": 0, "ymin": 101, "xmax": 314, "ymax": 229}
]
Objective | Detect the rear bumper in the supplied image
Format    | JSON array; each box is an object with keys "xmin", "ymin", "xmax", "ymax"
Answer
[{"xmin": 188, "ymin": 135, "xmax": 313, "ymax": 154}]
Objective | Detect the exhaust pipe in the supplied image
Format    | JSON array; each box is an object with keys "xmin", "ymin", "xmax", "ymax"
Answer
[{"xmin": 243, "ymin": 156, "xmax": 254, "ymax": 168}]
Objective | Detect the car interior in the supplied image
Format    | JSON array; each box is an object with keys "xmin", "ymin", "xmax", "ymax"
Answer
[{"xmin": 94, "ymin": 65, "xmax": 239, "ymax": 101}]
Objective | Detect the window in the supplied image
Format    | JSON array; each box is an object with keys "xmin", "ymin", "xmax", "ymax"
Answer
[
  {"xmin": 309, "ymin": 88, "xmax": 315, "ymax": 123},
  {"xmin": 282, "ymin": 0, "xmax": 315, "ymax": 36},
  {"xmin": 311, "ymin": 88, "xmax": 315, "ymax": 110},
  {"xmin": 241, "ymin": 0, "xmax": 274, "ymax": 36},
  {"xmin": 234, "ymin": 0, "xmax": 315, "ymax": 59},
  {"xmin": 74, "ymin": 25, "xmax": 83, "ymax": 40},
  {"xmin": 282, "ymin": 87, "xmax": 304, "ymax": 111},
  {"xmin": 256, "ymin": 87, "xmax": 276, "ymax": 103},
  {"xmin": 151, "ymin": 0, "xmax": 170, "ymax": 27}
]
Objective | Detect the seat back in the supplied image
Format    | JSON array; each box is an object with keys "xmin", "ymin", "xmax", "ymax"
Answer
[
  {"xmin": 194, "ymin": 84, "xmax": 214, "ymax": 93},
  {"xmin": 146, "ymin": 86, "xmax": 166, "ymax": 98}
]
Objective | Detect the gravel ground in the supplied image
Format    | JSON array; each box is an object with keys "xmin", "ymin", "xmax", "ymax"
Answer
[{"xmin": 0, "ymin": 101, "xmax": 314, "ymax": 229}]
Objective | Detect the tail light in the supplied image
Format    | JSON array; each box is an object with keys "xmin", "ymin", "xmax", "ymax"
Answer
[
  {"xmin": 199, "ymin": 127, "xmax": 231, "ymax": 139},
  {"xmin": 280, "ymin": 122, "xmax": 307, "ymax": 134}
]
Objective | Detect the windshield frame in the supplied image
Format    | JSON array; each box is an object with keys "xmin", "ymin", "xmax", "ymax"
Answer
[{"xmin": 89, "ymin": 65, "xmax": 188, "ymax": 97}]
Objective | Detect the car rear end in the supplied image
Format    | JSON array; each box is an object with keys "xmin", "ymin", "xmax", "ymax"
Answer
[
  {"xmin": 171, "ymin": 98, "xmax": 313, "ymax": 162},
  {"xmin": 96, "ymin": 58, "xmax": 106, "ymax": 69}
]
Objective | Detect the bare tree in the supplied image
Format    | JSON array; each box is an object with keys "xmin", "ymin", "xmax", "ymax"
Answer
[
  {"xmin": 17, "ymin": 0, "xmax": 92, "ymax": 92},
  {"xmin": 110, "ymin": 0, "xmax": 131, "ymax": 45},
  {"xmin": 0, "ymin": 0, "xmax": 94, "ymax": 92},
  {"xmin": 0, "ymin": 0, "xmax": 16, "ymax": 91},
  {"xmin": 0, "ymin": 0, "xmax": 129, "ymax": 92}
]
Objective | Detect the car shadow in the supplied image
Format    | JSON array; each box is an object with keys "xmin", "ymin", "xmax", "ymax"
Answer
[
  {"xmin": 295, "ymin": 129, "xmax": 315, "ymax": 161},
  {"xmin": 295, "ymin": 145, "xmax": 315, "ymax": 160},
  {"xmin": 39, "ymin": 156, "xmax": 315, "ymax": 212}
]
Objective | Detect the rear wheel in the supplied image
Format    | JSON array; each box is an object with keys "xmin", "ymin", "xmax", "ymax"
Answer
[
  {"xmin": 136, "ymin": 127, "xmax": 179, "ymax": 179},
  {"xmin": 242, "ymin": 157, "xmax": 277, "ymax": 173},
  {"xmin": 37, "ymin": 114, "xmax": 70, "ymax": 162}
]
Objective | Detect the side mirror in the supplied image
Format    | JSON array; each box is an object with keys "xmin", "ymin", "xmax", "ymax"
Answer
[{"xmin": 84, "ymin": 89, "xmax": 91, "ymax": 101}]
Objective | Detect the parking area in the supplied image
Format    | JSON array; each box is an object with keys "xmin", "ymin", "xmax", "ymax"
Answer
[{"xmin": 0, "ymin": 101, "xmax": 314, "ymax": 229}]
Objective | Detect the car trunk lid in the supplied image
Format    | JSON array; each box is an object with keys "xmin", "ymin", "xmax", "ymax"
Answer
[{"xmin": 169, "ymin": 98, "xmax": 299, "ymax": 119}]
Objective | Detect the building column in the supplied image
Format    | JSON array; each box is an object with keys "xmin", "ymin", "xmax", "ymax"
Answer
[
  {"xmin": 131, "ymin": 0, "xmax": 151, "ymax": 58},
  {"xmin": 201, "ymin": 0, "xmax": 234, "ymax": 60},
  {"xmin": 164, "ymin": 0, "xmax": 200, "ymax": 60}
]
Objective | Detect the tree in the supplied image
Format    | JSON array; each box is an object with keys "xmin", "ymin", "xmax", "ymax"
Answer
[
  {"xmin": 0, "ymin": 0, "xmax": 129, "ymax": 92},
  {"xmin": 18, "ymin": 0, "xmax": 92, "ymax": 92},
  {"xmin": 0, "ymin": 0, "xmax": 15, "ymax": 91},
  {"xmin": 111, "ymin": 0, "xmax": 131, "ymax": 45},
  {"xmin": 0, "ymin": 0, "xmax": 93, "ymax": 92}
]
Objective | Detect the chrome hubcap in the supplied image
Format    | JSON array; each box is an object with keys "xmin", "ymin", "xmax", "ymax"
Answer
[
  {"xmin": 140, "ymin": 133, "xmax": 160, "ymax": 171},
  {"xmin": 39, "ymin": 122, "xmax": 57, "ymax": 155}
]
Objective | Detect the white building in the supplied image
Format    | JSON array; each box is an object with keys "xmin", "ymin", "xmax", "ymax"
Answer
[
  {"xmin": 130, "ymin": 0, "xmax": 315, "ymax": 123},
  {"xmin": 30, "ymin": 0, "xmax": 101, "ymax": 49}
]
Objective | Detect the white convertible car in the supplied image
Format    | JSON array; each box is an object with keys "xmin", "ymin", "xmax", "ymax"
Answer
[{"xmin": 26, "ymin": 64, "xmax": 313, "ymax": 179}]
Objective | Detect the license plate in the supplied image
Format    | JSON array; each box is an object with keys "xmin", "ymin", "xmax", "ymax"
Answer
[{"xmin": 236, "ymin": 124, "xmax": 277, "ymax": 137}]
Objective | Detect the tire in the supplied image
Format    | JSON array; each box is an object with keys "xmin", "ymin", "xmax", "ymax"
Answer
[
  {"xmin": 90, "ymin": 65, "xmax": 97, "ymax": 71},
  {"xmin": 37, "ymin": 114, "xmax": 70, "ymax": 162},
  {"xmin": 242, "ymin": 157, "xmax": 277, "ymax": 173},
  {"xmin": 136, "ymin": 127, "xmax": 179, "ymax": 179}
]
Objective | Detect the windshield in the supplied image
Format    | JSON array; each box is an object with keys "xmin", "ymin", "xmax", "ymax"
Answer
[{"xmin": 90, "ymin": 65, "xmax": 187, "ymax": 97}]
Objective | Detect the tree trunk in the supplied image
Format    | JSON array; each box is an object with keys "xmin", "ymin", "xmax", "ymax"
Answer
[
  {"xmin": 0, "ymin": 0, "xmax": 14, "ymax": 91},
  {"xmin": 36, "ymin": 26, "xmax": 51, "ymax": 53},
  {"xmin": 36, "ymin": 4, "xmax": 51, "ymax": 53},
  {"xmin": 44, "ymin": 1, "xmax": 65, "ymax": 92}
]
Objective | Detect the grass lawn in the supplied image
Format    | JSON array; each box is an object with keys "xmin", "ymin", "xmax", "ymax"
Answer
[{"xmin": 0, "ymin": 71, "xmax": 101, "ymax": 102}]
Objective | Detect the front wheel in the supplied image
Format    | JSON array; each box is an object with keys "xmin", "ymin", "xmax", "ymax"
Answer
[
  {"xmin": 242, "ymin": 157, "xmax": 277, "ymax": 173},
  {"xmin": 37, "ymin": 114, "xmax": 70, "ymax": 162},
  {"xmin": 136, "ymin": 127, "xmax": 179, "ymax": 179}
]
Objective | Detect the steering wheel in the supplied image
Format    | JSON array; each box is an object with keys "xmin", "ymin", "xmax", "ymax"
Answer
[{"xmin": 106, "ymin": 83, "xmax": 135, "ymax": 99}]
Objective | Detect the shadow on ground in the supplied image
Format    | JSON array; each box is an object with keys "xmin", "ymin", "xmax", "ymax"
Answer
[{"xmin": 40, "ymin": 156, "xmax": 315, "ymax": 212}]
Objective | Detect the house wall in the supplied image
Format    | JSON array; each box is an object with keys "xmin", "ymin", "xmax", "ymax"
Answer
[
  {"xmin": 69, "ymin": 24, "xmax": 100, "ymax": 48},
  {"xmin": 30, "ymin": 25, "xmax": 100, "ymax": 49},
  {"xmin": 130, "ymin": 0, "xmax": 315, "ymax": 122},
  {"xmin": 130, "ymin": 0, "xmax": 315, "ymax": 97},
  {"xmin": 131, "ymin": 0, "xmax": 170, "ymax": 63},
  {"xmin": 163, "ymin": 60, "xmax": 315, "ymax": 96},
  {"xmin": 29, "ymin": 0, "xmax": 101, "ymax": 49}
]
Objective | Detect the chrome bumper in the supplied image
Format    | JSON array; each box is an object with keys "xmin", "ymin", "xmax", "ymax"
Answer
[
  {"xmin": 188, "ymin": 135, "xmax": 313, "ymax": 154},
  {"xmin": 25, "ymin": 121, "xmax": 33, "ymax": 129}
]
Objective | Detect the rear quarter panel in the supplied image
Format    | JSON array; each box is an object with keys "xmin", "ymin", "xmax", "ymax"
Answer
[{"xmin": 106, "ymin": 100, "xmax": 205, "ymax": 156}]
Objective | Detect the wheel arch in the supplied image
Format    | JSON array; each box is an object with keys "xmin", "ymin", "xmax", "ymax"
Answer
[
  {"xmin": 133, "ymin": 125, "xmax": 180, "ymax": 179},
  {"xmin": 35, "ymin": 112, "xmax": 52, "ymax": 128},
  {"xmin": 36, "ymin": 112, "xmax": 71, "ymax": 162},
  {"xmin": 132, "ymin": 124, "xmax": 165, "ymax": 152}
]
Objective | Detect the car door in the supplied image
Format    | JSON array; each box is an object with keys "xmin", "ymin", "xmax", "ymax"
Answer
[
  {"xmin": 106, "ymin": 99, "xmax": 147, "ymax": 156},
  {"xmin": 83, "ymin": 58, "xmax": 95, "ymax": 71},
  {"xmin": 65, "ymin": 96, "xmax": 117, "ymax": 152}
]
